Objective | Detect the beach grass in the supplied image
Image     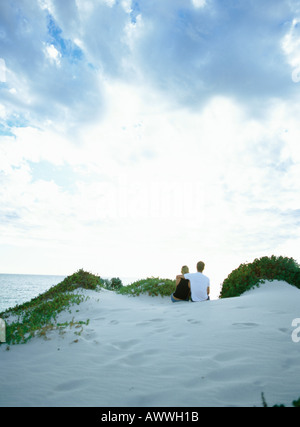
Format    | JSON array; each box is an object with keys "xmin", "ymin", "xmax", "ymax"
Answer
[
  {"xmin": 0, "ymin": 269, "xmax": 100, "ymax": 345},
  {"xmin": 0, "ymin": 270, "xmax": 175, "ymax": 345},
  {"xmin": 118, "ymin": 277, "xmax": 176, "ymax": 297}
]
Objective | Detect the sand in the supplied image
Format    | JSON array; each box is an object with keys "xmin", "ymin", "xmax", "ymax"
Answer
[{"xmin": 1, "ymin": 280, "xmax": 300, "ymax": 407}]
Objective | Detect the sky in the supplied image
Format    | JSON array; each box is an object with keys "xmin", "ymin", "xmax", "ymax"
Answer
[{"xmin": 1, "ymin": 0, "xmax": 300, "ymax": 298}]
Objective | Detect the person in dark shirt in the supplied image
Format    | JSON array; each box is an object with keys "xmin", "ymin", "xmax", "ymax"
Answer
[{"xmin": 171, "ymin": 265, "xmax": 190, "ymax": 302}]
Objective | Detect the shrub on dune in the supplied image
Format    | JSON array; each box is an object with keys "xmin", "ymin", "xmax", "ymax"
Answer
[{"xmin": 220, "ymin": 255, "xmax": 300, "ymax": 299}]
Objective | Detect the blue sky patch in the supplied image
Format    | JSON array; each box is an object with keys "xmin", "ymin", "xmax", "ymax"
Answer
[
  {"xmin": 28, "ymin": 160, "xmax": 78, "ymax": 193},
  {"xmin": 46, "ymin": 13, "xmax": 84, "ymax": 63}
]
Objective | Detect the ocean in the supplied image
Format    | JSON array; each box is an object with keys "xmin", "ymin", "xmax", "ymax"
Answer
[
  {"xmin": 0, "ymin": 274, "xmax": 139, "ymax": 314},
  {"xmin": 0, "ymin": 274, "xmax": 66, "ymax": 314}
]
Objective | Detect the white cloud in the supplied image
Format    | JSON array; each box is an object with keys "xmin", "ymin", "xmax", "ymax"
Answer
[
  {"xmin": 191, "ymin": 0, "xmax": 206, "ymax": 8},
  {"xmin": 44, "ymin": 43, "xmax": 62, "ymax": 66},
  {"xmin": 1, "ymin": 0, "xmax": 300, "ymax": 286},
  {"xmin": 119, "ymin": 0, "xmax": 297, "ymax": 110},
  {"xmin": 281, "ymin": 18, "xmax": 300, "ymax": 83}
]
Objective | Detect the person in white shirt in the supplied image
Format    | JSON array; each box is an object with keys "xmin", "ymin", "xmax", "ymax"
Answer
[{"xmin": 176, "ymin": 261, "xmax": 210, "ymax": 302}]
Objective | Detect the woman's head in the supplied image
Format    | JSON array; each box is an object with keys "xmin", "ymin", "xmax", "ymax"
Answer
[{"xmin": 181, "ymin": 265, "xmax": 189, "ymax": 274}]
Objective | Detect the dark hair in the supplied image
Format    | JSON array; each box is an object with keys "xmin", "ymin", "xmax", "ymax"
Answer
[{"xmin": 197, "ymin": 261, "xmax": 205, "ymax": 272}]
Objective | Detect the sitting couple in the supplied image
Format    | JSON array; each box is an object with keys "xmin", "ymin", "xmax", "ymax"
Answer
[{"xmin": 171, "ymin": 261, "xmax": 210, "ymax": 303}]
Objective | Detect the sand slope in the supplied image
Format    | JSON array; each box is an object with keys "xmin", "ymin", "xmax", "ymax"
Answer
[{"xmin": 1, "ymin": 280, "xmax": 300, "ymax": 407}]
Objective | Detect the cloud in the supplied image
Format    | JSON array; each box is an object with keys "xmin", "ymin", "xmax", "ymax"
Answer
[
  {"xmin": 121, "ymin": 0, "xmax": 298, "ymax": 109},
  {"xmin": 191, "ymin": 0, "xmax": 207, "ymax": 9},
  {"xmin": 0, "ymin": 0, "xmax": 300, "ymax": 284},
  {"xmin": 0, "ymin": 0, "xmax": 103, "ymax": 134},
  {"xmin": 1, "ymin": 0, "xmax": 299, "ymax": 137},
  {"xmin": 3, "ymin": 89, "xmax": 298, "ymax": 260},
  {"xmin": 45, "ymin": 0, "xmax": 132, "ymax": 76}
]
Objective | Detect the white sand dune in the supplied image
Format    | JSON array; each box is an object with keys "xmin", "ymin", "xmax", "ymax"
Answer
[{"xmin": 1, "ymin": 280, "xmax": 300, "ymax": 407}]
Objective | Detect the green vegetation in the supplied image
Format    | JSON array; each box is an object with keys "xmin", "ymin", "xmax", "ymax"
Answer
[
  {"xmin": 220, "ymin": 255, "xmax": 300, "ymax": 299},
  {"xmin": 0, "ymin": 269, "xmax": 100, "ymax": 345},
  {"xmin": 100, "ymin": 277, "xmax": 123, "ymax": 291},
  {"xmin": 0, "ymin": 270, "xmax": 175, "ymax": 346},
  {"xmin": 118, "ymin": 277, "xmax": 176, "ymax": 297},
  {"xmin": 261, "ymin": 393, "xmax": 300, "ymax": 407},
  {"xmin": 2, "ymin": 255, "xmax": 300, "ymax": 345}
]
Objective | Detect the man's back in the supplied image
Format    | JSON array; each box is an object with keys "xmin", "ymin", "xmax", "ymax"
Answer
[{"xmin": 184, "ymin": 272, "xmax": 210, "ymax": 302}]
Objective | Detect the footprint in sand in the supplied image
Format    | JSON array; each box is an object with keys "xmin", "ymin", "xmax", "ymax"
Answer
[
  {"xmin": 111, "ymin": 339, "xmax": 139, "ymax": 350},
  {"xmin": 214, "ymin": 349, "xmax": 246, "ymax": 362},
  {"xmin": 55, "ymin": 379, "xmax": 87, "ymax": 392},
  {"xmin": 187, "ymin": 319, "xmax": 201, "ymax": 325},
  {"xmin": 119, "ymin": 349, "xmax": 158, "ymax": 367},
  {"xmin": 136, "ymin": 321, "xmax": 149, "ymax": 327},
  {"xmin": 82, "ymin": 331, "xmax": 101, "ymax": 345},
  {"xmin": 232, "ymin": 322, "xmax": 259, "ymax": 328},
  {"xmin": 136, "ymin": 319, "xmax": 165, "ymax": 327}
]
